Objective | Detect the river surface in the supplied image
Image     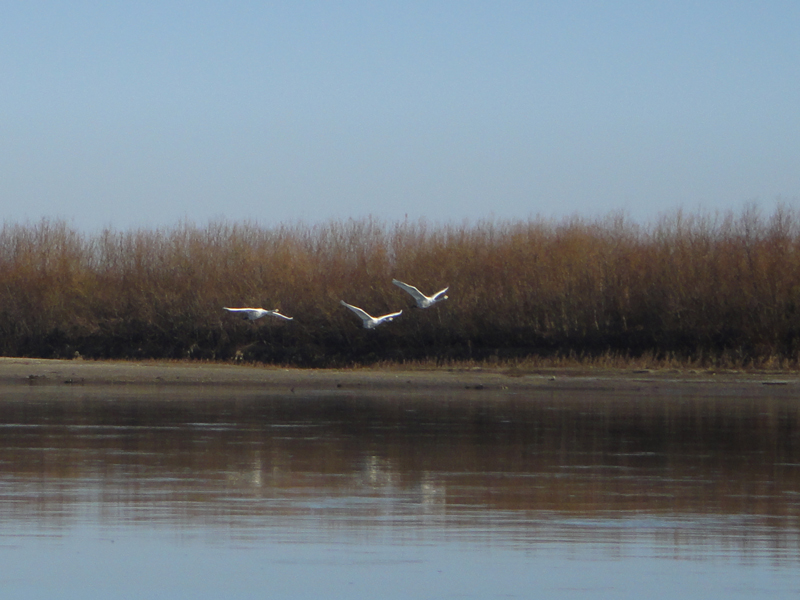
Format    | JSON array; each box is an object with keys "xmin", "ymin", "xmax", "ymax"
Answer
[{"xmin": 1, "ymin": 383, "xmax": 798, "ymax": 599}]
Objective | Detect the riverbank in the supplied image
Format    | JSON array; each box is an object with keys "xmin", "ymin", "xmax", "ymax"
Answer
[
  {"xmin": 1, "ymin": 356, "xmax": 798, "ymax": 398},
  {"xmin": 5, "ymin": 212, "xmax": 800, "ymax": 368}
]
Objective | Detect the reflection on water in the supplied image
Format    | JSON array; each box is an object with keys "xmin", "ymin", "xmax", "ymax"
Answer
[{"xmin": 1, "ymin": 385, "xmax": 799, "ymax": 598}]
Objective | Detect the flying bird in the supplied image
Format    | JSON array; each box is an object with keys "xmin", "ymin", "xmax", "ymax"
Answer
[
  {"xmin": 223, "ymin": 307, "xmax": 293, "ymax": 321},
  {"xmin": 340, "ymin": 301, "xmax": 402, "ymax": 329},
  {"xmin": 392, "ymin": 279, "xmax": 449, "ymax": 308}
]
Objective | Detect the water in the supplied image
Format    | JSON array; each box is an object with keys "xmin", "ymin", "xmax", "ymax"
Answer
[{"xmin": 1, "ymin": 384, "xmax": 798, "ymax": 599}]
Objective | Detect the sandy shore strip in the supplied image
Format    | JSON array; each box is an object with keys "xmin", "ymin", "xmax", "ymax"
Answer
[{"xmin": 1, "ymin": 356, "xmax": 798, "ymax": 397}]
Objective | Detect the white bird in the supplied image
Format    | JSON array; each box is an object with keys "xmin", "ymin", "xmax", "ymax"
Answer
[
  {"xmin": 223, "ymin": 307, "xmax": 293, "ymax": 321},
  {"xmin": 340, "ymin": 301, "xmax": 402, "ymax": 329},
  {"xmin": 392, "ymin": 279, "xmax": 449, "ymax": 308}
]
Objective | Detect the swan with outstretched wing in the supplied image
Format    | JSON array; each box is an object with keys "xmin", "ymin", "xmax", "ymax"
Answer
[
  {"xmin": 223, "ymin": 307, "xmax": 293, "ymax": 321},
  {"xmin": 392, "ymin": 279, "xmax": 449, "ymax": 308},
  {"xmin": 340, "ymin": 301, "xmax": 402, "ymax": 329}
]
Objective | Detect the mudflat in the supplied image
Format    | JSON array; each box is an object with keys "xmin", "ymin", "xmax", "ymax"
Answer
[{"xmin": 1, "ymin": 356, "xmax": 798, "ymax": 398}]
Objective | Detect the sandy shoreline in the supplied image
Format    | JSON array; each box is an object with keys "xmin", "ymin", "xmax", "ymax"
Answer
[{"xmin": 1, "ymin": 356, "xmax": 798, "ymax": 398}]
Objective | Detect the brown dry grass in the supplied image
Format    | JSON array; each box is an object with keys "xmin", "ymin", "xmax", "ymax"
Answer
[{"xmin": 2, "ymin": 205, "xmax": 800, "ymax": 368}]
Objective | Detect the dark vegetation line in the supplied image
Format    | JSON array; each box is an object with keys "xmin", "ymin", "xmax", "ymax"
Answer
[{"xmin": 1, "ymin": 206, "xmax": 799, "ymax": 368}]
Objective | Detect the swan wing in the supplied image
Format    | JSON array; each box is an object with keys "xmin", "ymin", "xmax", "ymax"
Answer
[
  {"xmin": 267, "ymin": 310, "xmax": 293, "ymax": 320},
  {"xmin": 340, "ymin": 301, "xmax": 374, "ymax": 323},
  {"xmin": 377, "ymin": 310, "xmax": 403, "ymax": 322},
  {"xmin": 431, "ymin": 287, "xmax": 449, "ymax": 301},
  {"xmin": 392, "ymin": 279, "xmax": 428, "ymax": 302},
  {"xmin": 224, "ymin": 307, "xmax": 261, "ymax": 314}
]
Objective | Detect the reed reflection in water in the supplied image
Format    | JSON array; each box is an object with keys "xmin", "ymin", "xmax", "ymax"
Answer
[{"xmin": 1, "ymin": 385, "xmax": 799, "ymax": 599}]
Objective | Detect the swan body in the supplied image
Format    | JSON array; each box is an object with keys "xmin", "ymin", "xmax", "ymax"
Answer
[
  {"xmin": 223, "ymin": 307, "xmax": 293, "ymax": 321},
  {"xmin": 392, "ymin": 279, "xmax": 449, "ymax": 308},
  {"xmin": 340, "ymin": 301, "xmax": 402, "ymax": 329}
]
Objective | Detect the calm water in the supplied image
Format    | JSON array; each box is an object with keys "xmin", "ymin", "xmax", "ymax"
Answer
[{"xmin": 1, "ymin": 384, "xmax": 799, "ymax": 599}]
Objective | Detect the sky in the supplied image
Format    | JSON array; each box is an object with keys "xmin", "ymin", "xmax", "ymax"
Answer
[{"xmin": 2, "ymin": 1, "xmax": 800, "ymax": 231}]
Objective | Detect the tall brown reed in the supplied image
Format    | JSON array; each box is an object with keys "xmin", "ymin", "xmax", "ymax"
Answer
[{"xmin": 1, "ymin": 207, "xmax": 799, "ymax": 367}]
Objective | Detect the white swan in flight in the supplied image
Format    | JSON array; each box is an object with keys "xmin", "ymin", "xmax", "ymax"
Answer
[
  {"xmin": 340, "ymin": 301, "xmax": 402, "ymax": 329},
  {"xmin": 392, "ymin": 279, "xmax": 449, "ymax": 308},
  {"xmin": 223, "ymin": 307, "xmax": 293, "ymax": 321}
]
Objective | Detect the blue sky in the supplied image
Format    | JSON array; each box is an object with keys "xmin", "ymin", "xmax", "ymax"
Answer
[{"xmin": 3, "ymin": 1, "xmax": 799, "ymax": 230}]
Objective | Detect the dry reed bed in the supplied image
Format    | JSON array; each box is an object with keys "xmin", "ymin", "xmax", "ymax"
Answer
[{"xmin": 1, "ymin": 206, "xmax": 799, "ymax": 367}]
